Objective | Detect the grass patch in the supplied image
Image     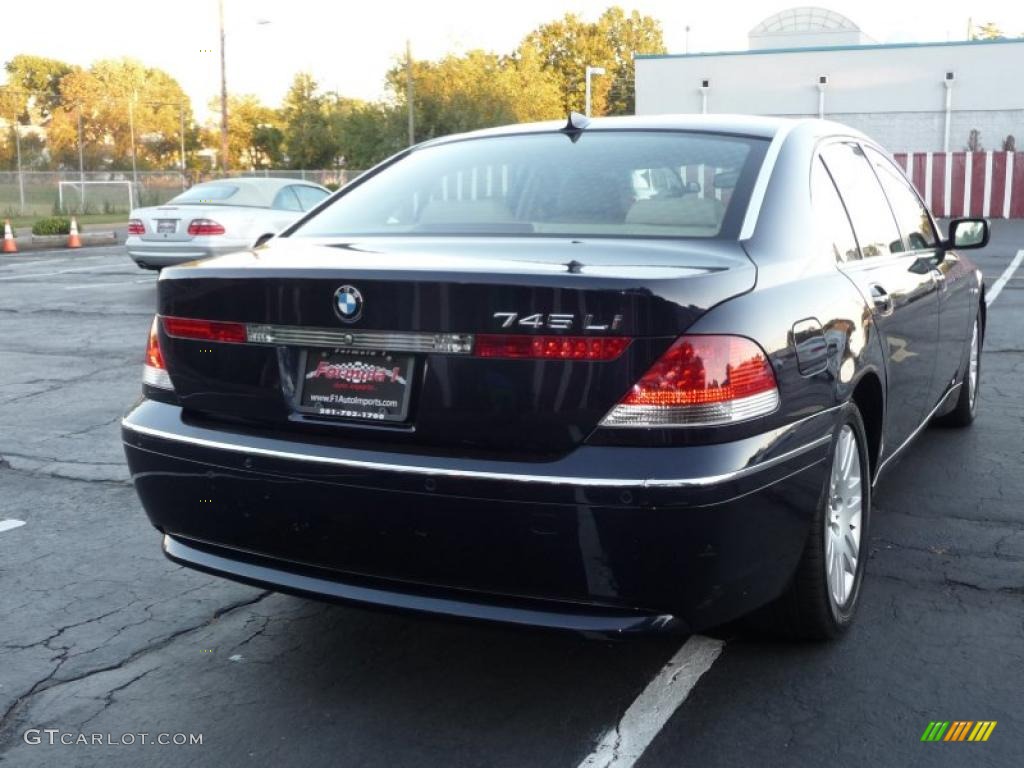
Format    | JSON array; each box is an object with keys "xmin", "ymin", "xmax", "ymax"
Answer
[{"xmin": 4, "ymin": 213, "xmax": 127, "ymax": 230}]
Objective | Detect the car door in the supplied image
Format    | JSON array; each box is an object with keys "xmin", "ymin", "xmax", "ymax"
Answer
[
  {"xmin": 864, "ymin": 147, "xmax": 973, "ymax": 393},
  {"xmin": 818, "ymin": 142, "xmax": 940, "ymax": 455}
]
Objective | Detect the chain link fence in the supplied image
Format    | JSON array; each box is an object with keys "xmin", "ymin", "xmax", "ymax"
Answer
[{"xmin": 0, "ymin": 169, "xmax": 364, "ymax": 218}]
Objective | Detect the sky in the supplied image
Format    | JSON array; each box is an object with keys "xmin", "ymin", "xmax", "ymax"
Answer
[{"xmin": 6, "ymin": 0, "xmax": 1024, "ymax": 122}]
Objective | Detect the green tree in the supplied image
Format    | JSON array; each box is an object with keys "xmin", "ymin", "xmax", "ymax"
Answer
[
  {"xmin": 332, "ymin": 101, "xmax": 406, "ymax": 169},
  {"xmin": 281, "ymin": 73, "xmax": 338, "ymax": 169}
]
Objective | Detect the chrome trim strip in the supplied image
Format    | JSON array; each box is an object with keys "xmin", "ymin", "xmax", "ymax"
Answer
[
  {"xmin": 121, "ymin": 420, "xmax": 832, "ymax": 489},
  {"xmin": 874, "ymin": 383, "xmax": 961, "ymax": 482},
  {"xmin": 739, "ymin": 120, "xmax": 800, "ymax": 241},
  {"xmin": 245, "ymin": 324, "xmax": 475, "ymax": 354}
]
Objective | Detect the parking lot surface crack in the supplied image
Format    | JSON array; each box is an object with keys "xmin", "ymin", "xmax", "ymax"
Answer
[{"xmin": 0, "ymin": 590, "xmax": 272, "ymax": 747}]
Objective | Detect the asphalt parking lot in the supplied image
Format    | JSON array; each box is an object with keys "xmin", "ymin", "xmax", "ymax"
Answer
[{"xmin": 1, "ymin": 228, "xmax": 1022, "ymax": 767}]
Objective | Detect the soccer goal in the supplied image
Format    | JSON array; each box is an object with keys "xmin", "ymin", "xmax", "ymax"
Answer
[{"xmin": 58, "ymin": 181, "xmax": 135, "ymax": 215}]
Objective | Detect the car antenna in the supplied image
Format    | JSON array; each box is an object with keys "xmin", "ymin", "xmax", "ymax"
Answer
[{"xmin": 561, "ymin": 112, "xmax": 591, "ymax": 143}]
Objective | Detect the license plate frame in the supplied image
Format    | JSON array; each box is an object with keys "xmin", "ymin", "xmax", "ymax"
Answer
[
  {"xmin": 157, "ymin": 219, "xmax": 177, "ymax": 234},
  {"xmin": 295, "ymin": 348, "xmax": 415, "ymax": 423}
]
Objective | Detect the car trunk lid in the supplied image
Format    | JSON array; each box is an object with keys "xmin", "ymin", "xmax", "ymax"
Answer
[{"xmin": 154, "ymin": 237, "xmax": 755, "ymax": 455}]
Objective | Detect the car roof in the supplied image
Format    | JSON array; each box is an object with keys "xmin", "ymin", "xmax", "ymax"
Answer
[
  {"xmin": 419, "ymin": 114, "xmax": 801, "ymax": 148},
  {"xmin": 185, "ymin": 177, "xmax": 328, "ymax": 207}
]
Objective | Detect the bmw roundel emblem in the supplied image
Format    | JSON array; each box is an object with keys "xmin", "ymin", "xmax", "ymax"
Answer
[{"xmin": 333, "ymin": 285, "xmax": 363, "ymax": 323}]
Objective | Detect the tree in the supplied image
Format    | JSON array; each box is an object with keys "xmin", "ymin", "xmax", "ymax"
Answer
[
  {"xmin": 208, "ymin": 94, "xmax": 283, "ymax": 169},
  {"xmin": 517, "ymin": 6, "xmax": 667, "ymax": 116},
  {"xmin": 281, "ymin": 73, "xmax": 338, "ymax": 169},
  {"xmin": 56, "ymin": 58, "xmax": 193, "ymax": 170},
  {"xmin": 597, "ymin": 7, "xmax": 667, "ymax": 115},
  {"xmin": 973, "ymin": 22, "xmax": 1004, "ymax": 40},
  {"xmin": 332, "ymin": 101, "xmax": 406, "ymax": 169},
  {"xmin": 4, "ymin": 54, "xmax": 75, "ymax": 122},
  {"xmin": 385, "ymin": 48, "xmax": 563, "ymax": 143}
]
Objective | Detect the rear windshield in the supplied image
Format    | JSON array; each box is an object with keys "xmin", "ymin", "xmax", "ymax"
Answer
[
  {"xmin": 291, "ymin": 131, "xmax": 767, "ymax": 240},
  {"xmin": 169, "ymin": 184, "xmax": 239, "ymax": 204}
]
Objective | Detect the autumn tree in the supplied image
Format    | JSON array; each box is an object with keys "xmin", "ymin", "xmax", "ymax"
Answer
[
  {"xmin": 55, "ymin": 58, "xmax": 193, "ymax": 170},
  {"xmin": 207, "ymin": 94, "xmax": 283, "ymax": 169},
  {"xmin": 517, "ymin": 6, "xmax": 666, "ymax": 116},
  {"xmin": 4, "ymin": 54, "xmax": 75, "ymax": 123},
  {"xmin": 386, "ymin": 49, "xmax": 562, "ymax": 141}
]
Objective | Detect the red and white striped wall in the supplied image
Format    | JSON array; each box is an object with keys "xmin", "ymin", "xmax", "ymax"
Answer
[{"xmin": 893, "ymin": 151, "xmax": 1023, "ymax": 219}]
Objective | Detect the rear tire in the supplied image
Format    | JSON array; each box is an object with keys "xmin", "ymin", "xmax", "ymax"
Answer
[
  {"xmin": 753, "ymin": 403, "xmax": 871, "ymax": 640},
  {"xmin": 933, "ymin": 312, "xmax": 981, "ymax": 428}
]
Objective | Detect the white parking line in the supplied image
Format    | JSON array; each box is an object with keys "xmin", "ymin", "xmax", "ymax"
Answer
[
  {"xmin": 987, "ymin": 249, "xmax": 1024, "ymax": 307},
  {"xmin": 0, "ymin": 264, "xmax": 132, "ymax": 281},
  {"xmin": 577, "ymin": 635, "xmax": 724, "ymax": 768},
  {"xmin": 0, "ymin": 519, "xmax": 27, "ymax": 534}
]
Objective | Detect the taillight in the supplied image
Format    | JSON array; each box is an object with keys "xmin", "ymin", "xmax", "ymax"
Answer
[
  {"xmin": 162, "ymin": 316, "xmax": 247, "ymax": 343},
  {"xmin": 127, "ymin": 219, "xmax": 145, "ymax": 235},
  {"xmin": 475, "ymin": 334, "xmax": 630, "ymax": 361},
  {"xmin": 143, "ymin": 316, "xmax": 174, "ymax": 390},
  {"xmin": 187, "ymin": 218, "xmax": 225, "ymax": 236},
  {"xmin": 600, "ymin": 335, "xmax": 779, "ymax": 427}
]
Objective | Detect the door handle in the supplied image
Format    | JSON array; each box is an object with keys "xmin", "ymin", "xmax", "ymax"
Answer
[{"xmin": 869, "ymin": 283, "xmax": 894, "ymax": 316}]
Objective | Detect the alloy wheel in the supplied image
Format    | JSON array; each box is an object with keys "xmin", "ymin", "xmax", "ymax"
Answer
[{"xmin": 824, "ymin": 425, "xmax": 863, "ymax": 607}]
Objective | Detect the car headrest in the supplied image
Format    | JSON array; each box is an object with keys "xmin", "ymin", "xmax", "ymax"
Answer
[
  {"xmin": 625, "ymin": 197, "xmax": 725, "ymax": 228},
  {"xmin": 418, "ymin": 199, "xmax": 515, "ymax": 224}
]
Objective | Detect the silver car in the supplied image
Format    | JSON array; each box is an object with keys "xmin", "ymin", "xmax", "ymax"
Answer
[{"xmin": 126, "ymin": 177, "xmax": 330, "ymax": 269}]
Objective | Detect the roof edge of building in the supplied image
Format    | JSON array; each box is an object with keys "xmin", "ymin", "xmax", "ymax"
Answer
[{"xmin": 635, "ymin": 36, "xmax": 1024, "ymax": 61}]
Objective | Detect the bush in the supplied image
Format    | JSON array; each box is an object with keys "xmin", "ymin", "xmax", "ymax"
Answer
[
  {"xmin": 32, "ymin": 216, "xmax": 72, "ymax": 236},
  {"xmin": 324, "ymin": 182, "xmax": 340, "ymax": 192}
]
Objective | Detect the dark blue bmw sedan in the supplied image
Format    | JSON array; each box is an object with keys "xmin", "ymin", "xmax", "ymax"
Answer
[{"xmin": 122, "ymin": 115, "xmax": 989, "ymax": 639}]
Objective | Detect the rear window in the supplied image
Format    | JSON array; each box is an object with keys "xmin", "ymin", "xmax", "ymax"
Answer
[
  {"xmin": 169, "ymin": 184, "xmax": 239, "ymax": 204},
  {"xmin": 291, "ymin": 131, "xmax": 767, "ymax": 240}
]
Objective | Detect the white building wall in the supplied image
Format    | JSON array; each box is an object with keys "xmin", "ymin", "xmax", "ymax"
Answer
[{"xmin": 635, "ymin": 40, "xmax": 1024, "ymax": 151}]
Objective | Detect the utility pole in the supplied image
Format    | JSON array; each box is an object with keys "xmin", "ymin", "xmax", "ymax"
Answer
[
  {"xmin": 406, "ymin": 39, "xmax": 415, "ymax": 146},
  {"xmin": 219, "ymin": 0, "xmax": 230, "ymax": 171}
]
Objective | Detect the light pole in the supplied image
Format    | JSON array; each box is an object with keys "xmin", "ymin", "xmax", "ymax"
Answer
[
  {"xmin": 584, "ymin": 66, "xmax": 606, "ymax": 117},
  {"xmin": 219, "ymin": 0, "xmax": 229, "ymax": 172}
]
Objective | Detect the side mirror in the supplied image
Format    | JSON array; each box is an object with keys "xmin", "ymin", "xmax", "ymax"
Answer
[
  {"xmin": 253, "ymin": 232, "xmax": 276, "ymax": 249},
  {"xmin": 946, "ymin": 218, "xmax": 989, "ymax": 250}
]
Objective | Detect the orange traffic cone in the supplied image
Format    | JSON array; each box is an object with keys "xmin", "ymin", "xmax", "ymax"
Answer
[
  {"xmin": 2, "ymin": 219, "xmax": 16, "ymax": 253},
  {"xmin": 67, "ymin": 216, "xmax": 82, "ymax": 248}
]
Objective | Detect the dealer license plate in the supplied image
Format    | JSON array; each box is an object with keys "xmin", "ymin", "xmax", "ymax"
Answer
[{"xmin": 297, "ymin": 349, "xmax": 414, "ymax": 422}]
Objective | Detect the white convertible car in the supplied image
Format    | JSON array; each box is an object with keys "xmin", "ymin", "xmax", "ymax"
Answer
[{"xmin": 126, "ymin": 177, "xmax": 330, "ymax": 269}]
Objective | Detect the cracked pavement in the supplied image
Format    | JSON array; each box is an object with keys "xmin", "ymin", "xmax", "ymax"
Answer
[{"xmin": 1, "ymin": 233, "xmax": 1022, "ymax": 767}]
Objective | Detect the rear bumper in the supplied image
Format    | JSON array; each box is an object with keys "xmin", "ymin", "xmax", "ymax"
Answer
[
  {"xmin": 125, "ymin": 237, "xmax": 249, "ymax": 267},
  {"xmin": 123, "ymin": 399, "xmax": 838, "ymax": 633}
]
